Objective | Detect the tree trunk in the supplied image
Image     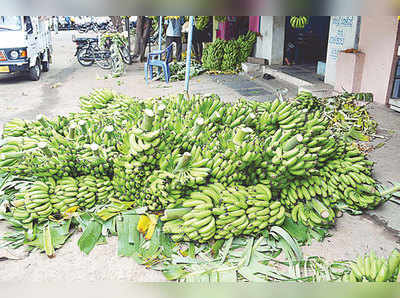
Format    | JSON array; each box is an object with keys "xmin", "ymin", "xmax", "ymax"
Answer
[
  {"xmin": 133, "ymin": 16, "xmax": 144, "ymax": 57},
  {"xmin": 133, "ymin": 16, "xmax": 153, "ymax": 62},
  {"xmin": 110, "ymin": 16, "xmax": 123, "ymax": 32}
]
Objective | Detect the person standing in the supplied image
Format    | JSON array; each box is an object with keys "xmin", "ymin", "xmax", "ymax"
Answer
[
  {"xmin": 65, "ymin": 16, "xmax": 71, "ymax": 30},
  {"xmin": 165, "ymin": 16, "xmax": 185, "ymax": 63},
  {"xmin": 53, "ymin": 16, "xmax": 58, "ymax": 34}
]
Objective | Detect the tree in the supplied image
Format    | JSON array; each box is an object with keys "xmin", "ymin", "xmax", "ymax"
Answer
[{"xmin": 132, "ymin": 16, "xmax": 153, "ymax": 62}]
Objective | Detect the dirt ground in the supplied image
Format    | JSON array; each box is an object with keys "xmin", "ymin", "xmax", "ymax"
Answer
[{"xmin": 0, "ymin": 31, "xmax": 399, "ymax": 281}]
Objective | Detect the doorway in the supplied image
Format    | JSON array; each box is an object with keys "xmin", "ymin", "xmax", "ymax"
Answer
[{"xmin": 276, "ymin": 16, "xmax": 331, "ymax": 83}]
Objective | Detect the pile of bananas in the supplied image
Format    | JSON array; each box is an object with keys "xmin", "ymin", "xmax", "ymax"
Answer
[
  {"xmin": 237, "ymin": 31, "xmax": 257, "ymax": 64},
  {"xmin": 290, "ymin": 16, "xmax": 309, "ymax": 29},
  {"xmin": 202, "ymin": 38, "xmax": 225, "ymax": 71},
  {"xmin": 1, "ymin": 89, "xmax": 383, "ymax": 243},
  {"xmin": 221, "ymin": 40, "xmax": 240, "ymax": 72},
  {"xmin": 343, "ymin": 250, "xmax": 400, "ymax": 282},
  {"xmin": 294, "ymin": 92, "xmax": 378, "ymax": 141},
  {"xmin": 202, "ymin": 31, "xmax": 257, "ymax": 72},
  {"xmin": 195, "ymin": 16, "xmax": 209, "ymax": 30}
]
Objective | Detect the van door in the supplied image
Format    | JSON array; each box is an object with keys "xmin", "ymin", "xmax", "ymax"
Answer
[{"xmin": 24, "ymin": 16, "xmax": 39, "ymax": 66}]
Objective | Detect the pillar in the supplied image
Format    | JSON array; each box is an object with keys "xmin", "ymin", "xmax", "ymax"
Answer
[{"xmin": 254, "ymin": 16, "xmax": 285, "ymax": 65}]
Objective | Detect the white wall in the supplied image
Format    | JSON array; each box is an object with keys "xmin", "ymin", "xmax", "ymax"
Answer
[
  {"xmin": 254, "ymin": 16, "xmax": 285, "ymax": 65},
  {"xmin": 325, "ymin": 16, "xmax": 360, "ymax": 85}
]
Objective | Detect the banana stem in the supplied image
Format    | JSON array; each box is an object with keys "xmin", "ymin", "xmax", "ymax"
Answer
[
  {"xmin": 78, "ymin": 120, "xmax": 87, "ymax": 134},
  {"xmin": 36, "ymin": 114, "xmax": 48, "ymax": 129},
  {"xmin": 381, "ymin": 185, "xmax": 400, "ymax": 197},
  {"xmin": 193, "ymin": 117, "xmax": 205, "ymax": 135},
  {"xmin": 156, "ymin": 104, "xmax": 166, "ymax": 118},
  {"xmin": 69, "ymin": 123, "xmax": 77, "ymax": 139},
  {"xmin": 175, "ymin": 152, "xmax": 191, "ymax": 171},
  {"xmin": 233, "ymin": 127, "xmax": 253, "ymax": 145},
  {"xmin": 163, "ymin": 208, "xmax": 192, "ymax": 220},
  {"xmin": 38, "ymin": 142, "xmax": 52, "ymax": 157},
  {"xmin": 90, "ymin": 143, "xmax": 100, "ymax": 156},
  {"xmin": 142, "ymin": 109, "xmax": 155, "ymax": 131}
]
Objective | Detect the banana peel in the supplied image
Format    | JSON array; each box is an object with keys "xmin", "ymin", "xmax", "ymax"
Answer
[{"xmin": 137, "ymin": 214, "xmax": 158, "ymax": 240}]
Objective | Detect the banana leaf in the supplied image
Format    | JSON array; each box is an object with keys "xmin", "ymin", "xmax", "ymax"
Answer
[{"xmin": 78, "ymin": 219, "xmax": 102, "ymax": 255}]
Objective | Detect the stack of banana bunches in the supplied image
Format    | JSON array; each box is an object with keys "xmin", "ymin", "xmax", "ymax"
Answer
[{"xmin": 0, "ymin": 89, "xmax": 382, "ymax": 243}]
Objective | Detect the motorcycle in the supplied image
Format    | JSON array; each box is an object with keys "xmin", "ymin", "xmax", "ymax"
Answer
[{"xmin": 73, "ymin": 35, "xmax": 114, "ymax": 70}]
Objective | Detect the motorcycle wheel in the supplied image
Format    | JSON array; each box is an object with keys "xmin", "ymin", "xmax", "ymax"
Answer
[
  {"xmin": 77, "ymin": 48, "xmax": 95, "ymax": 66},
  {"xmin": 120, "ymin": 46, "xmax": 131, "ymax": 64},
  {"xmin": 95, "ymin": 53, "xmax": 112, "ymax": 70}
]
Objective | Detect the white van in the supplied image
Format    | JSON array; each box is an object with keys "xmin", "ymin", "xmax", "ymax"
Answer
[{"xmin": 0, "ymin": 16, "xmax": 53, "ymax": 81}]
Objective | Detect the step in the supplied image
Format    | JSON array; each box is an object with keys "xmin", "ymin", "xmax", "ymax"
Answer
[
  {"xmin": 261, "ymin": 65, "xmax": 313, "ymax": 87},
  {"xmin": 299, "ymin": 83, "xmax": 337, "ymax": 98}
]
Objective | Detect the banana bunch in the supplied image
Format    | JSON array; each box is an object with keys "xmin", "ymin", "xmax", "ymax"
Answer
[
  {"xmin": 221, "ymin": 40, "xmax": 240, "ymax": 72},
  {"xmin": 281, "ymin": 175, "xmax": 331, "ymax": 208},
  {"xmin": 51, "ymin": 177, "xmax": 79, "ymax": 213},
  {"xmin": 195, "ymin": 16, "xmax": 209, "ymax": 30},
  {"xmin": 2, "ymin": 118, "xmax": 28, "ymax": 137},
  {"xmin": 163, "ymin": 185, "xmax": 218, "ymax": 242},
  {"xmin": 12, "ymin": 181, "xmax": 53, "ymax": 223},
  {"xmin": 343, "ymin": 250, "xmax": 400, "ymax": 282},
  {"xmin": 243, "ymin": 184, "xmax": 284, "ymax": 235},
  {"xmin": 146, "ymin": 171, "xmax": 185, "ymax": 210},
  {"xmin": 79, "ymin": 89, "xmax": 115, "ymax": 112},
  {"xmin": 321, "ymin": 157, "xmax": 380, "ymax": 210},
  {"xmin": 290, "ymin": 16, "xmax": 309, "ymax": 29},
  {"xmin": 237, "ymin": 31, "xmax": 257, "ymax": 64},
  {"xmin": 291, "ymin": 199, "xmax": 335, "ymax": 228},
  {"xmin": 202, "ymin": 38, "xmax": 225, "ymax": 71},
  {"xmin": 0, "ymin": 140, "xmax": 25, "ymax": 168}
]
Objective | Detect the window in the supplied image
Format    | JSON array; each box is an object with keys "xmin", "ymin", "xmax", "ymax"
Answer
[{"xmin": 0, "ymin": 16, "xmax": 22, "ymax": 31}]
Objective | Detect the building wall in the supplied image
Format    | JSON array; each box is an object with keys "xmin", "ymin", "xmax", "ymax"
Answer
[
  {"xmin": 254, "ymin": 16, "xmax": 285, "ymax": 65},
  {"xmin": 358, "ymin": 16, "xmax": 399, "ymax": 105}
]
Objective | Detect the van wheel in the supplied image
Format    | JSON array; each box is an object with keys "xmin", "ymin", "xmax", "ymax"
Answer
[{"xmin": 28, "ymin": 60, "xmax": 41, "ymax": 81}]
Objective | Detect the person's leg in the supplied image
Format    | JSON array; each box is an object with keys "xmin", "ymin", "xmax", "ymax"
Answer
[
  {"xmin": 176, "ymin": 37, "xmax": 182, "ymax": 62},
  {"xmin": 198, "ymin": 42, "xmax": 203, "ymax": 63},
  {"xmin": 192, "ymin": 40, "xmax": 199, "ymax": 62},
  {"xmin": 166, "ymin": 36, "xmax": 173, "ymax": 63}
]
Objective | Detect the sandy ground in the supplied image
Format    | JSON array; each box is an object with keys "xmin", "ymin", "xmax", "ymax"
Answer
[{"xmin": 0, "ymin": 30, "xmax": 399, "ymax": 281}]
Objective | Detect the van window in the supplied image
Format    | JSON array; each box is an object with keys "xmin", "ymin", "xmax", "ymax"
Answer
[
  {"xmin": 24, "ymin": 16, "xmax": 33, "ymax": 33},
  {"xmin": 0, "ymin": 16, "xmax": 22, "ymax": 31}
]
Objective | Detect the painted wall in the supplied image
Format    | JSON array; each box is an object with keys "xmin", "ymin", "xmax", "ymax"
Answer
[
  {"xmin": 325, "ymin": 16, "xmax": 361, "ymax": 85},
  {"xmin": 254, "ymin": 16, "xmax": 285, "ymax": 65},
  {"xmin": 358, "ymin": 16, "xmax": 399, "ymax": 105}
]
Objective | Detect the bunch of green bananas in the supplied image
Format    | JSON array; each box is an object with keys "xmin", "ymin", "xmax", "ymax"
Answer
[
  {"xmin": 343, "ymin": 250, "xmax": 400, "ymax": 282},
  {"xmin": 202, "ymin": 38, "xmax": 225, "ymax": 71},
  {"xmin": 79, "ymin": 89, "xmax": 115, "ymax": 112},
  {"xmin": 237, "ymin": 31, "xmax": 257, "ymax": 64},
  {"xmin": 195, "ymin": 16, "xmax": 209, "ymax": 30},
  {"xmin": 12, "ymin": 181, "xmax": 53, "ymax": 224},
  {"xmin": 221, "ymin": 40, "xmax": 240, "ymax": 72},
  {"xmin": 215, "ymin": 16, "xmax": 227, "ymax": 23},
  {"xmin": 290, "ymin": 16, "xmax": 309, "ymax": 29},
  {"xmin": 2, "ymin": 118, "xmax": 28, "ymax": 137}
]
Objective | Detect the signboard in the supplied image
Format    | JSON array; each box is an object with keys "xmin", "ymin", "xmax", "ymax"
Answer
[{"xmin": 325, "ymin": 16, "xmax": 360, "ymax": 85}]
